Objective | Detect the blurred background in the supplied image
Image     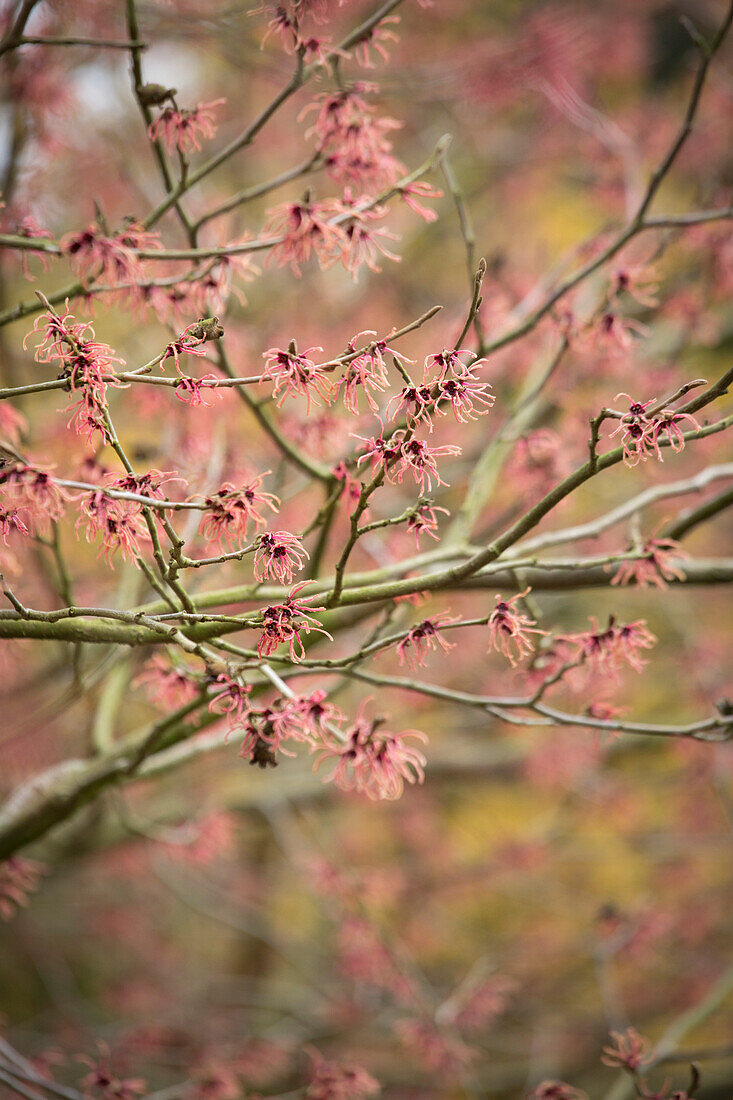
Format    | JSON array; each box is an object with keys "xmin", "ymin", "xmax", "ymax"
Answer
[{"xmin": 0, "ymin": 0, "xmax": 732, "ymax": 1096}]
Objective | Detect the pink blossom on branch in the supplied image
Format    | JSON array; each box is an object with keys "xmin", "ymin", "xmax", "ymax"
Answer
[
  {"xmin": 253, "ymin": 530, "xmax": 309, "ymax": 583},
  {"xmin": 396, "ymin": 613, "xmax": 458, "ymax": 670},
  {"xmin": 199, "ymin": 477, "xmax": 280, "ymax": 551},
  {"xmin": 315, "ymin": 702, "xmax": 427, "ymax": 801},
  {"xmin": 487, "ymin": 590, "xmax": 546, "ymax": 666},
  {"xmin": 611, "ymin": 538, "xmax": 688, "ymax": 589},
  {"xmin": 257, "ymin": 581, "xmax": 332, "ymax": 661},
  {"xmin": 261, "ymin": 344, "xmax": 334, "ymax": 410},
  {"xmin": 148, "ymin": 99, "xmax": 226, "ymax": 154}
]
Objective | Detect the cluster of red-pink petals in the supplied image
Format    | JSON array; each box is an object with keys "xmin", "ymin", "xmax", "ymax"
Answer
[
  {"xmin": 257, "ymin": 582, "xmax": 332, "ymax": 661},
  {"xmin": 237, "ymin": 691, "xmax": 341, "ymax": 769},
  {"xmin": 352, "ymin": 15, "xmax": 401, "ymax": 68},
  {"xmin": 611, "ymin": 537, "xmax": 688, "ymax": 589},
  {"xmin": 60, "ymin": 220, "xmax": 160, "ymax": 287},
  {"xmin": 263, "ymin": 198, "xmax": 346, "ymax": 276},
  {"xmin": 76, "ymin": 490, "xmax": 150, "ymax": 566},
  {"xmin": 162, "ymin": 321, "xmax": 213, "ymax": 374},
  {"xmin": 134, "ymin": 655, "xmax": 202, "ymax": 709},
  {"xmin": 77, "ymin": 1046, "xmax": 145, "ymax": 1100},
  {"xmin": 338, "ymin": 335, "xmax": 408, "ymax": 413},
  {"xmin": 0, "ymin": 856, "xmax": 47, "ymax": 920},
  {"xmin": 487, "ymin": 589, "xmax": 547, "ymax": 666},
  {"xmin": 406, "ymin": 500, "xmax": 450, "ymax": 546},
  {"xmin": 354, "ymin": 422, "xmax": 461, "ymax": 494},
  {"xmin": 0, "ymin": 507, "xmax": 29, "ymax": 546},
  {"xmin": 601, "ymin": 1028, "xmax": 653, "ymax": 1071},
  {"xmin": 25, "ymin": 304, "xmax": 128, "ymax": 442},
  {"xmin": 338, "ymin": 190, "xmax": 400, "ymax": 275},
  {"xmin": 148, "ymin": 99, "xmax": 225, "ymax": 154},
  {"xmin": 396, "ymin": 612, "xmax": 458, "ymax": 669},
  {"xmin": 610, "ymin": 393, "xmax": 701, "ymax": 467},
  {"xmin": 302, "ymin": 83, "xmax": 405, "ymax": 191},
  {"xmin": 0, "ymin": 462, "xmax": 69, "ymax": 531},
  {"xmin": 12, "ymin": 213, "xmax": 53, "ymax": 279},
  {"xmin": 261, "ymin": 344, "xmax": 334, "ymax": 410},
  {"xmin": 560, "ymin": 616, "xmax": 657, "ymax": 676},
  {"xmin": 199, "ymin": 477, "xmax": 280, "ymax": 551},
  {"xmin": 314, "ymin": 701, "xmax": 427, "ymax": 801},
  {"xmin": 174, "ymin": 375, "xmax": 222, "ymax": 406},
  {"xmin": 254, "ymin": 530, "xmax": 309, "ymax": 583}
]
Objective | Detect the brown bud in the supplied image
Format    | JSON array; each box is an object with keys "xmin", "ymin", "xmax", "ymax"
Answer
[{"xmin": 137, "ymin": 83, "xmax": 176, "ymax": 107}]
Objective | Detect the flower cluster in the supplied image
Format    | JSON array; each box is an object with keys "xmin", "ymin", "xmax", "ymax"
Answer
[
  {"xmin": 148, "ymin": 99, "xmax": 225, "ymax": 154},
  {"xmin": 561, "ymin": 616, "xmax": 657, "ymax": 675},
  {"xmin": 60, "ymin": 219, "xmax": 159, "ymax": 289},
  {"xmin": 257, "ymin": 582, "xmax": 332, "ymax": 661},
  {"xmin": 395, "ymin": 613, "xmax": 458, "ymax": 669},
  {"xmin": 611, "ymin": 537, "xmax": 688, "ymax": 589},
  {"xmin": 487, "ymin": 589, "xmax": 546, "ymax": 666},
  {"xmin": 261, "ymin": 344, "xmax": 333, "ymax": 410},
  {"xmin": 354, "ymin": 422, "xmax": 461, "ymax": 494},
  {"xmin": 199, "ymin": 476, "xmax": 280, "ymax": 551},
  {"xmin": 303, "ymin": 83, "xmax": 405, "ymax": 191},
  {"xmin": 610, "ymin": 393, "xmax": 701, "ymax": 468},
  {"xmin": 315, "ymin": 702, "xmax": 427, "ymax": 800},
  {"xmin": 76, "ymin": 491, "xmax": 150, "ymax": 566},
  {"xmin": 254, "ymin": 530, "xmax": 309, "ymax": 583}
]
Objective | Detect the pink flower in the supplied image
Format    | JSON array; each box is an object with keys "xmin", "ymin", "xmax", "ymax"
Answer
[
  {"xmin": 487, "ymin": 589, "xmax": 546, "ymax": 666},
  {"xmin": 609, "ymin": 395, "xmax": 657, "ymax": 468},
  {"xmin": 253, "ymin": 530, "xmax": 308, "ymax": 583},
  {"xmin": 601, "ymin": 1028, "xmax": 653, "ymax": 1071},
  {"xmin": 162, "ymin": 321, "xmax": 214, "ymax": 374},
  {"xmin": 424, "ymin": 347, "xmax": 483, "ymax": 382},
  {"xmin": 647, "ymin": 408, "xmax": 701, "ymax": 459},
  {"xmin": 0, "ymin": 507, "xmax": 29, "ymax": 545},
  {"xmin": 387, "ymin": 384, "xmax": 435, "ymax": 429},
  {"xmin": 76, "ymin": 491, "xmax": 150, "ymax": 566},
  {"xmin": 611, "ymin": 262, "xmax": 659, "ymax": 308},
  {"xmin": 340, "ymin": 210, "xmax": 401, "ymax": 275},
  {"xmin": 435, "ymin": 374, "xmax": 496, "ymax": 423},
  {"xmin": 200, "ymin": 477, "xmax": 280, "ymax": 550},
  {"xmin": 13, "ymin": 214, "xmax": 53, "ymax": 280},
  {"xmin": 611, "ymin": 538, "xmax": 688, "ymax": 589},
  {"xmin": 0, "ymin": 857, "xmax": 46, "ymax": 920},
  {"xmin": 238, "ymin": 696, "xmax": 316, "ymax": 767},
  {"xmin": 395, "ymin": 436, "xmax": 461, "ymax": 494},
  {"xmin": 315, "ymin": 703, "xmax": 427, "ymax": 800},
  {"xmin": 174, "ymin": 375, "xmax": 222, "ymax": 407},
  {"xmin": 257, "ymin": 581, "xmax": 332, "ymax": 661},
  {"xmin": 60, "ymin": 221, "xmax": 159, "ymax": 287},
  {"xmin": 148, "ymin": 99, "xmax": 225, "ymax": 154},
  {"xmin": 561, "ymin": 616, "xmax": 656, "ymax": 676},
  {"xmin": 0, "ymin": 463, "xmax": 68, "ymax": 530},
  {"xmin": 337, "ymin": 341, "xmax": 391, "ymax": 414},
  {"xmin": 406, "ymin": 501, "xmax": 449, "ymax": 546},
  {"xmin": 261, "ymin": 344, "xmax": 333, "ymax": 410},
  {"xmin": 77, "ymin": 1045, "xmax": 145, "ymax": 1100},
  {"xmin": 396, "ymin": 613, "xmax": 458, "ymax": 669},
  {"xmin": 263, "ymin": 198, "xmax": 346, "ymax": 276},
  {"xmin": 399, "ymin": 180, "xmax": 442, "ymax": 222},
  {"xmin": 208, "ymin": 673, "xmax": 252, "ymax": 733},
  {"xmin": 353, "ymin": 15, "xmax": 400, "ymax": 68},
  {"xmin": 134, "ymin": 655, "xmax": 201, "ymax": 708}
]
